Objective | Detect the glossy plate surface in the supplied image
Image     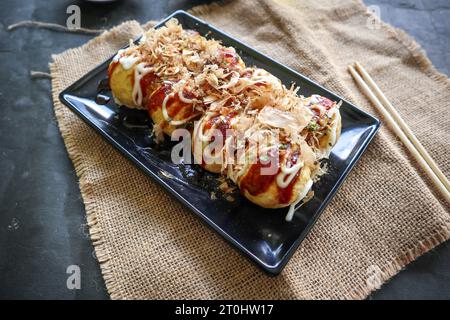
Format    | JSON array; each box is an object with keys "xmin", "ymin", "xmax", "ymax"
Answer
[{"xmin": 60, "ymin": 10, "xmax": 380, "ymax": 274}]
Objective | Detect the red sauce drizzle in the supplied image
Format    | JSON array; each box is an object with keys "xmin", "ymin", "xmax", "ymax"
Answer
[
  {"xmin": 239, "ymin": 147, "xmax": 302, "ymax": 204},
  {"xmin": 140, "ymin": 72, "xmax": 158, "ymax": 99},
  {"xmin": 277, "ymin": 150, "xmax": 301, "ymax": 204},
  {"xmin": 239, "ymin": 161, "xmax": 278, "ymax": 198},
  {"xmin": 147, "ymin": 83, "xmax": 172, "ymax": 113},
  {"xmin": 166, "ymin": 94, "xmax": 195, "ymax": 119},
  {"xmin": 204, "ymin": 110, "xmax": 238, "ymax": 139},
  {"xmin": 309, "ymin": 96, "xmax": 335, "ymax": 120},
  {"xmin": 147, "ymin": 83, "xmax": 198, "ymax": 123},
  {"xmin": 199, "ymin": 111, "xmax": 238, "ymax": 168}
]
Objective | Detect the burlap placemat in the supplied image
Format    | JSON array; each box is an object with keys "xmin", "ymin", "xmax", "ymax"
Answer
[{"xmin": 50, "ymin": 0, "xmax": 450, "ymax": 299}]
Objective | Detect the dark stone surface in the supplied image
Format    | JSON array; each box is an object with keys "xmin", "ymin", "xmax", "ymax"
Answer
[{"xmin": 0, "ymin": 0, "xmax": 448, "ymax": 300}]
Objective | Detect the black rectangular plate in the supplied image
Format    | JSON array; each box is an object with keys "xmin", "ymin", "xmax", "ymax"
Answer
[{"xmin": 59, "ymin": 10, "xmax": 380, "ymax": 275}]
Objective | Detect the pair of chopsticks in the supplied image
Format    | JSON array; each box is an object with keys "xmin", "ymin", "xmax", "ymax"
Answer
[{"xmin": 348, "ymin": 62, "xmax": 450, "ymax": 205}]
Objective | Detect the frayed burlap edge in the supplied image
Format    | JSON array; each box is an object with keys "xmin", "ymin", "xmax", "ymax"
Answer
[
  {"xmin": 349, "ymin": 226, "xmax": 450, "ymax": 299},
  {"xmin": 352, "ymin": 0, "xmax": 450, "ymax": 90}
]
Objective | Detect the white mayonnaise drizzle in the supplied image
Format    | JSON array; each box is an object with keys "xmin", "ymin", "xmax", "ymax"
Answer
[
  {"xmin": 120, "ymin": 55, "xmax": 140, "ymax": 70},
  {"xmin": 193, "ymin": 113, "xmax": 227, "ymax": 167},
  {"xmin": 178, "ymin": 90, "xmax": 195, "ymax": 104},
  {"xmin": 285, "ymin": 178, "xmax": 313, "ymax": 222},
  {"xmin": 276, "ymin": 160, "xmax": 304, "ymax": 189},
  {"xmin": 196, "ymin": 113, "xmax": 219, "ymax": 142},
  {"xmin": 113, "ymin": 49, "xmax": 150, "ymax": 107},
  {"xmin": 222, "ymin": 135, "xmax": 236, "ymax": 172},
  {"xmin": 326, "ymin": 108, "xmax": 341, "ymax": 147},
  {"xmin": 132, "ymin": 63, "xmax": 153, "ymax": 106},
  {"xmin": 162, "ymin": 92, "xmax": 174, "ymax": 122},
  {"xmin": 112, "ymin": 49, "xmax": 125, "ymax": 63},
  {"xmin": 162, "ymin": 92, "xmax": 200, "ymax": 126},
  {"xmin": 309, "ymin": 95, "xmax": 320, "ymax": 104}
]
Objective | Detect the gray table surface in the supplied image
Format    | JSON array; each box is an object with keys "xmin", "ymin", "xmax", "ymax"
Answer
[{"xmin": 0, "ymin": 0, "xmax": 449, "ymax": 300}]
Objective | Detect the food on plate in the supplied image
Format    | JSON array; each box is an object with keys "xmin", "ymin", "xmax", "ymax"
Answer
[{"xmin": 108, "ymin": 18, "xmax": 342, "ymax": 220}]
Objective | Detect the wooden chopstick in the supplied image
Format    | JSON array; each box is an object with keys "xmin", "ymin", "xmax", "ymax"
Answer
[
  {"xmin": 348, "ymin": 64, "xmax": 450, "ymax": 204},
  {"xmin": 354, "ymin": 61, "xmax": 450, "ymax": 193}
]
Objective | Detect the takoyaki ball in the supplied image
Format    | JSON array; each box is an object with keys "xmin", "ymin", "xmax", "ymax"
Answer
[
  {"xmin": 302, "ymin": 95, "xmax": 342, "ymax": 154},
  {"xmin": 234, "ymin": 141, "xmax": 316, "ymax": 209},
  {"xmin": 108, "ymin": 60, "xmax": 140, "ymax": 109},
  {"xmin": 238, "ymin": 68, "xmax": 284, "ymax": 110},
  {"xmin": 108, "ymin": 58, "xmax": 161, "ymax": 110}
]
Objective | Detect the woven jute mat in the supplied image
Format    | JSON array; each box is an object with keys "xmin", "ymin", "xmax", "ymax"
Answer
[{"xmin": 50, "ymin": 0, "xmax": 450, "ymax": 299}]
